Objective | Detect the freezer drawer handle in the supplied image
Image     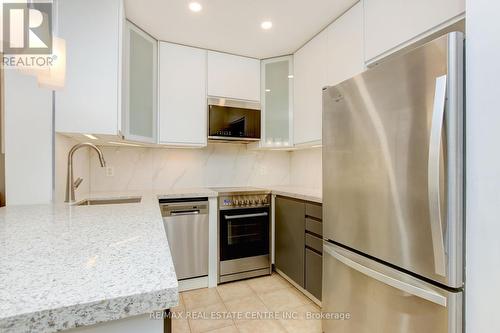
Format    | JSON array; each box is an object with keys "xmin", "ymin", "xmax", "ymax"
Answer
[
  {"xmin": 428, "ymin": 75, "xmax": 448, "ymax": 277},
  {"xmin": 323, "ymin": 243, "xmax": 447, "ymax": 307},
  {"xmin": 224, "ymin": 212, "xmax": 268, "ymax": 220}
]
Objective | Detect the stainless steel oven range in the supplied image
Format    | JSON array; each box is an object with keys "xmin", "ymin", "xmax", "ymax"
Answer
[{"xmin": 213, "ymin": 188, "xmax": 272, "ymax": 284}]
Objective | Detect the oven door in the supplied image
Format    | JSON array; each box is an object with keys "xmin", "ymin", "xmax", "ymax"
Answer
[{"xmin": 220, "ymin": 208, "xmax": 269, "ymax": 261}]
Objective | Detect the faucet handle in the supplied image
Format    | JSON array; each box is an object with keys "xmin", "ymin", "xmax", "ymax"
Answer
[{"xmin": 74, "ymin": 177, "xmax": 83, "ymax": 189}]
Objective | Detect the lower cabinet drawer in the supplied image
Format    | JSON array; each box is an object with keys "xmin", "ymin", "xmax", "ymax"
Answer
[
  {"xmin": 305, "ymin": 233, "xmax": 323, "ymax": 253},
  {"xmin": 305, "ymin": 248, "xmax": 322, "ymax": 301}
]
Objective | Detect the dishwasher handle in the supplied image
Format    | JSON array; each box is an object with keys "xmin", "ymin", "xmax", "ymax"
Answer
[{"xmin": 170, "ymin": 210, "xmax": 200, "ymax": 216}]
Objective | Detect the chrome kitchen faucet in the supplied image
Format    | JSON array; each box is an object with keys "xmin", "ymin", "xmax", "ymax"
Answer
[{"xmin": 65, "ymin": 143, "xmax": 106, "ymax": 203}]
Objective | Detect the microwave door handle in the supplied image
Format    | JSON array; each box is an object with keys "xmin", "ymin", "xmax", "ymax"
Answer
[
  {"xmin": 224, "ymin": 212, "xmax": 268, "ymax": 220},
  {"xmin": 428, "ymin": 75, "xmax": 447, "ymax": 277},
  {"xmin": 323, "ymin": 243, "xmax": 448, "ymax": 307}
]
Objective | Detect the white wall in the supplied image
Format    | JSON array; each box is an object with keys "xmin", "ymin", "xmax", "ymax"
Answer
[
  {"xmin": 289, "ymin": 148, "xmax": 322, "ymax": 189},
  {"xmin": 465, "ymin": 1, "xmax": 500, "ymax": 332},
  {"xmin": 54, "ymin": 134, "xmax": 90, "ymax": 203},
  {"xmin": 88, "ymin": 144, "xmax": 291, "ymax": 192},
  {"xmin": 4, "ymin": 70, "xmax": 53, "ymax": 205}
]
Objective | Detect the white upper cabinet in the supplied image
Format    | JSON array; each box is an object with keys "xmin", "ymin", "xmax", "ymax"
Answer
[
  {"xmin": 159, "ymin": 42, "xmax": 207, "ymax": 146},
  {"xmin": 122, "ymin": 22, "xmax": 158, "ymax": 143},
  {"xmin": 326, "ymin": 2, "xmax": 365, "ymax": 87},
  {"xmin": 261, "ymin": 56, "xmax": 294, "ymax": 148},
  {"xmin": 293, "ymin": 2, "xmax": 364, "ymax": 146},
  {"xmin": 293, "ymin": 30, "xmax": 328, "ymax": 146},
  {"xmin": 56, "ymin": 0, "xmax": 123, "ymax": 135},
  {"xmin": 207, "ymin": 51, "xmax": 260, "ymax": 102},
  {"xmin": 364, "ymin": 0, "xmax": 465, "ymax": 63}
]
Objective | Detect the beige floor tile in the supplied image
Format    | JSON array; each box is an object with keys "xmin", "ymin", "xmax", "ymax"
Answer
[
  {"xmin": 171, "ymin": 294, "xmax": 185, "ymax": 313},
  {"xmin": 246, "ymin": 274, "xmax": 290, "ymax": 294},
  {"xmin": 258, "ymin": 287, "xmax": 310, "ymax": 311},
  {"xmin": 204, "ymin": 325, "xmax": 238, "ymax": 333},
  {"xmin": 182, "ymin": 287, "xmax": 222, "ymax": 310},
  {"xmin": 224, "ymin": 294, "xmax": 269, "ymax": 322},
  {"xmin": 187, "ymin": 302, "xmax": 234, "ymax": 333},
  {"xmin": 236, "ymin": 319, "xmax": 287, "ymax": 333},
  {"xmin": 278, "ymin": 304, "xmax": 322, "ymax": 333},
  {"xmin": 172, "ymin": 317, "xmax": 191, "ymax": 333},
  {"xmin": 216, "ymin": 280, "xmax": 254, "ymax": 302}
]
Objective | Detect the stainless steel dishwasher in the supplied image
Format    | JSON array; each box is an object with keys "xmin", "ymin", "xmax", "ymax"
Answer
[{"xmin": 159, "ymin": 198, "xmax": 209, "ymax": 280}]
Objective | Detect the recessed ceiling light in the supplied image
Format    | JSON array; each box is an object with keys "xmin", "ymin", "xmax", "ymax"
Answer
[
  {"xmin": 265, "ymin": 89, "xmax": 271, "ymax": 92},
  {"xmin": 261, "ymin": 21, "xmax": 273, "ymax": 30},
  {"xmin": 189, "ymin": 2, "xmax": 202, "ymax": 12},
  {"xmin": 288, "ymin": 74, "xmax": 294, "ymax": 79}
]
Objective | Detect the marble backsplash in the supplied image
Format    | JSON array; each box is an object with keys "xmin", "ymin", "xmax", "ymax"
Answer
[
  {"xmin": 290, "ymin": 147, "xmax": 322, "ymax": 189},
  {"xmin": 88, "ymin": 143, "xmax": 292, "ymax": 192}
]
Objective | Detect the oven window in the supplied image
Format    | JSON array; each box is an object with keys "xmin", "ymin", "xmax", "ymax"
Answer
[
  {"xmin": 220, "ymin": 208, "xmax": 269, "ymax": 261},
  {"xmin": 228, "ymin": 220, "xmax": 262, "ymax": 245}
]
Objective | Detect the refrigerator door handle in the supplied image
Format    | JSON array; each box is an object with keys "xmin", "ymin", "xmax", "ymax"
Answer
[
  {"xmin": 428, "ymin": 75, "xmax": 448, "ymax": 277},
  {"xmin": 323, "ymin": 243, "xmax": 448, "ymax": 307}
]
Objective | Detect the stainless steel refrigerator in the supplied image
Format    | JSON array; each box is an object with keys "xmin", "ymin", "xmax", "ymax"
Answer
[{"xmin": 322, "ymin": 32, "xmax": 464, "ymax": 333}]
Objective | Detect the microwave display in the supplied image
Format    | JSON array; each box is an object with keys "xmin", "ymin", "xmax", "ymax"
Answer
[{"xmin": 208, "ymin": 105, "xmax": 261, "ymax": 140}]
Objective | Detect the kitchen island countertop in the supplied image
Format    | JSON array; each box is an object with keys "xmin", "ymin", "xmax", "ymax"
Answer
[{"xmin": 0, "ymin": 189, "xmax": 216, "ymax": 333}]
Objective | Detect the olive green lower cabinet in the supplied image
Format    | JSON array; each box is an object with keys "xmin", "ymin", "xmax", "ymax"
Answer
[{"xmin": 275, "ymin": 196, "xmax": 323, "ymax": 302}]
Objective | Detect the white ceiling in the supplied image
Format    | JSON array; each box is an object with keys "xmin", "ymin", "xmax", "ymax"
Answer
[{"xmin": 124, "ymin": 0, "xmax": 358, "ymax": 59}]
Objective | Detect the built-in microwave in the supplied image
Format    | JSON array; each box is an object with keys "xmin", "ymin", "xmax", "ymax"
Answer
[{"xmin": 208, "ymin": 97, "xmax": 261, "ymax": 142}]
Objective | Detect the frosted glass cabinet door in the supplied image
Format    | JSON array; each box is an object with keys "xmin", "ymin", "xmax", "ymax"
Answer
[
  {"xmin": 261, "ymin": 56, "xmax": 293, "ymax": 148},
  {"xmin": 123, "ymin": 22, "xmax": 158, "ymax": 143}
]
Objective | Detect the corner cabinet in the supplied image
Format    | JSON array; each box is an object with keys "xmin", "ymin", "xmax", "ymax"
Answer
[
  {"xmin": 260, "ymin": 56, "xmax": 293, "ymax": 148},
  {"xmin": 158, "ymin": 42, "xmax": 207, "ymax": 146},
  {"xmin": 275, "ymin": 196, "xmax": 323, "ymax": 301},
  {"xmin": 275, "ymin": 196, "xmax": 305, "ymax": 288},
  {"xmin": 122, "ymin": 22, "xmax": 158, "ymax": 143}
]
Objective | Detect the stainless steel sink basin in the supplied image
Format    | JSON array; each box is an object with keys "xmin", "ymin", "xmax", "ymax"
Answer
[{"xmin": 74, "ymin": 197, "xmax": 142, "ymax": 206}]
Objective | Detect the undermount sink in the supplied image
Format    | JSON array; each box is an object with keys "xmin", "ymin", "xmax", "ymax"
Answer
[{"xmin": 74, "ymin": 197, "xmax": 142, "ymax": 206}]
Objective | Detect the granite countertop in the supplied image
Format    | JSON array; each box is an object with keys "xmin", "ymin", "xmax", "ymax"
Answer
[
  {"xmin": 0, "ymin": 190, "xmax": 216, "ymax": 333},
  {"xmin": 268, "ymin": 186, "xmax": 322, "ymax": 203},
  {"xmin": 0, "ymin": 186, "xmax": 315, "ymax": 332}
]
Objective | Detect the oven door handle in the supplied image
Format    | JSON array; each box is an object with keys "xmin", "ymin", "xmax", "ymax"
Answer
[{"xmin": 224, "ymin": 212, "xmax": 268, "ymax": 220}]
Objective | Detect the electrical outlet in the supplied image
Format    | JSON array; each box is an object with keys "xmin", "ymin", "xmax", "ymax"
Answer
[{"xmin": 105, "ymin": 166, "xmax": 114, "ymax": 177}]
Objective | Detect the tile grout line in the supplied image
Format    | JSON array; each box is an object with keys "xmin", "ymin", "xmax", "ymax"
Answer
[
  {"xmin": 215, "ymin": 285, "xmax": 238, "ymax": 331},
  {"xmin": 179, "ymin": 292, "xmax": 194, "ymax": 333}
]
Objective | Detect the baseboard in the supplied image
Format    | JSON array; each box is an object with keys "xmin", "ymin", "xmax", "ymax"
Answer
[
  {"xmin": 178, "ymin": 276, "xmax": 208, "ymax": 292},
  {"xmin": 274, "ymin": 268, "xmax": 322, "ymax": 307}
]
